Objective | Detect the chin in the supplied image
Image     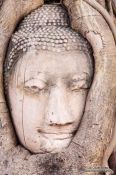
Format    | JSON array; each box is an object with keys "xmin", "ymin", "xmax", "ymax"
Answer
[{"xmin": 23, "ymin": 134, "xmax": 73, "ymax": 154}]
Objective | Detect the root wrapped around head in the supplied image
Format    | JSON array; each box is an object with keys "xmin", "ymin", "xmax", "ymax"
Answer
[{"xmin": 4, "ymin": 4, "xmax": 92, "ymax": 89}]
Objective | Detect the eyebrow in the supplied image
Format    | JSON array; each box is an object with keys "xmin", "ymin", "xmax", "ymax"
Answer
[
  {"xmin": 24, "ymin": 71, "xmax": 91, "ymax": 84},
  {"xmin": 71, "ymin": 72, "xmax": 90, "ymax": 79},
  {"xmin": 24, "ymin": 77, "xmax": 44, "ymax": 85},
  {"xmin": 25, "ymin": 77, "xmax": 47, "ymax": 84},
  {"xmin": 25, "ymin": 77, "xmax": 35, "ymax": 83},
  {"xmin": 24, "ymin": 72, "xmax": 47, "ymax": 82}
]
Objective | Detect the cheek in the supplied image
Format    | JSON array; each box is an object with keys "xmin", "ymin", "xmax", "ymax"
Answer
[
  {"xmin": 22, "ymin": 93, "xmax": 48, "ymax": 129},
  {"xmin": 68, "ymin": 90, "xmax": 88, "ymax": 119},
  {"xmin": 8, "ymin": 86, "xmax": 49, "ymax": 134},
  {"xmin": 8, "ymin": 85, "xmax": 26, "ymax": 143}
]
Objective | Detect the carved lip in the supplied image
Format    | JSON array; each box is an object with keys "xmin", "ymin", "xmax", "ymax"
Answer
[
  {"xmin": 37, "ymin": 128, "xmax": 75, "ymax": 134},
  {"xmin": 41, "ymin": 134, "xmax": 73, "ymax": 140},
  {"xmin": 37, "ymin": 129, "xmax": 73, "ymax": 140}
]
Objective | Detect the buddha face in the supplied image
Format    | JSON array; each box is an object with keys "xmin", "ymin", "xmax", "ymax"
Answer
[{"xmin": 7, "ymin": 50, "xmax": 93, "ymax": 153}]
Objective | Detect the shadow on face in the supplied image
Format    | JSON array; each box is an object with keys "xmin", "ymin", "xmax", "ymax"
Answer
[{"xmin": 7, "ymin": 50, "xmax": 93, "ymax": 153}]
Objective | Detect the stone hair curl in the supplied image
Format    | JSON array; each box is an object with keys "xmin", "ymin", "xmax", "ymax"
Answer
[{"xmin": 4, "ymin": 4, "xmax": 92, "ymax": 88}]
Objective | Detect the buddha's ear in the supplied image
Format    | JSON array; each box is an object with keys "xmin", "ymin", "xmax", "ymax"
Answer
[
  {"xmin": 0, "ymin": 0, "xmax": 43, "ymax": 151},
  {"xmin": 63, "ymin": 0, "xmax": 116, "ymax": 170}
]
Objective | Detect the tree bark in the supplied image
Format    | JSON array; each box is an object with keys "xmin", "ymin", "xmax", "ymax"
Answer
[
  {"xmin": 0, "ymin": 1, "xmax": 116, "ymax": 175},
  {"xmin": 109, "ymin": 148, "xmax": 116, "ymax": 175},
  {"xmin": 63, "ymin": 0, "xmax": 116, "ymax": 174}
]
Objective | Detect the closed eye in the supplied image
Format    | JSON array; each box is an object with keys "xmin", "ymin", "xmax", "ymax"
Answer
[
  {"xmin": 24, "ymin": 78, "xmax": 47, "ymax": 94},
  {"xmin": 24, "ymin": 86, "xmax": 42, "ymax": 94},
  {"xmin": 71, "ymin": 85, "xmax": 89, "ymax": 92},
  {"xmin": 70, "ymin": 80, "xmax": 90, "ymax": 91}
]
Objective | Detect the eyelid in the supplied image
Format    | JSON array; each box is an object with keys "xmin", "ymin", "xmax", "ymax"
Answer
[
  {"xmin": 25, "ymin": 78, "xmax": 47, "ymax": 89},
  {"xmin": 24, "ymin": 85, "xmax": 41, "ymax": 95},
  {"xmin": 70, "ymin": 79, "xmax": 90, "ymax": 90},
  {"xmin": 24, "ymin": 86, "xmax": 39, "ymax": 90}
]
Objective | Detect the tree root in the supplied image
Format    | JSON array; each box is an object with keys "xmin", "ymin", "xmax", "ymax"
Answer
[{"xmin": 83, "ymin": 0, "xmax": 116, "ymax": 43}]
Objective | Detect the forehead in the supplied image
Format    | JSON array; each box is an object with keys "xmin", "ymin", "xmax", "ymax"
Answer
[{"xmin": 13, "ymin": 50, "xmax": 92, "ymax": 79}]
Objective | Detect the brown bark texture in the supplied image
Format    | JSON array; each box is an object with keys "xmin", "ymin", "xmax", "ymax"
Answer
[
  {"xmin": 0, "ymin": 0, "xmax": 116, "ymax": 175},
  {"xmin": 63, "ymin": 0, "xmax": 116, "ymax": 170}
]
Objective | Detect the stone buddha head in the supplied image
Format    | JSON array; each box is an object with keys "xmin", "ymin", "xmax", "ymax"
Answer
[{"xmin": 4, "ymin": 4, "xmax": 93, "ymax": 153}]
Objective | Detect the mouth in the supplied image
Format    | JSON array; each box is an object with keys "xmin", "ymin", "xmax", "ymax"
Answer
[{"xmin": 37, "ymin": 130, "xmax": 73, "ymax": 140}]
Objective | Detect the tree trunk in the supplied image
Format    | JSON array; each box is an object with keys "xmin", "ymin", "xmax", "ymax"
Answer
[{"xmin": 0, "ymin": 0, "xmax": 116, "ymax": 175}]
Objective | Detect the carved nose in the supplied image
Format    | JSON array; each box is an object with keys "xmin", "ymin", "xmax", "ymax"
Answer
[
  {"xmin": 47, "ymin": 111, "xmax": 74, "ymax": 127},
  {"xmin": 46, "ymin": 86, "xmax": 74, "ymax": 126}
]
